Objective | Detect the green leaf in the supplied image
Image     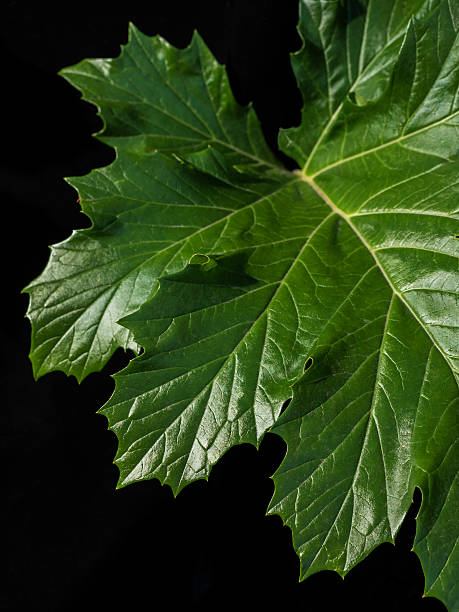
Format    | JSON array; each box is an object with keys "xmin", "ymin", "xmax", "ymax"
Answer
[
  {"xmin": 102, "ymin": 213, "xmax": 376, "ymax": 491},
  {"xmin": 24, "ymin": 26, "xmax": 288, "ymax": 382},
  {"xmin": 268, "ymin": 296, "xmax": 458, "ymax": 605},
  {"xmin": 269, "ymin": 2, "xmax": 459, "ymax": 609},
  {"xmin": 60, "ymin": 25, "xmax": 280, "ymax": 168},
  {"xmin": 24, "ymin": 149, "xmax": 291, "ymax": 381},
  {"xmin": 24, "ymin": 1, "xmax": 459, "ymax": 609},
  {"xmin": 279, "ymin": 0, "xmax": 439, "ymax": 165}
]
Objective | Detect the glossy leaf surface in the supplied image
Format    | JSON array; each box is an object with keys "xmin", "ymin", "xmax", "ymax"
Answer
[{"xmin": 25, "ymin": 1, "xmax": 458, "ymax": 609}]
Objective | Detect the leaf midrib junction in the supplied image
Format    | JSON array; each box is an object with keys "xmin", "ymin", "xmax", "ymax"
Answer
[{"xmin": 296, "ymin": 170, "xmax": 453, "ymax": 374}]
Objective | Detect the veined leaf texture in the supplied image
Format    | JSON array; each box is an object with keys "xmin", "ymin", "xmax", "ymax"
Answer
[{"xmin": 25, "ymin": 1, "xmax": 458, "ymax": 609}]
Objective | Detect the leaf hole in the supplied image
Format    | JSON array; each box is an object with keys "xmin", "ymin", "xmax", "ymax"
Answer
[
  {"xmin": 303, "ymin": 357, "xmax": 313, "ymax": 372},
  {"xmin": 280, "ymin": 397, "xmax": 291, "ymax": 415}
]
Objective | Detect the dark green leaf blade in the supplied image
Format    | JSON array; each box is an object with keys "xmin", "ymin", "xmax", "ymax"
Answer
[
  {"xmin": 24, "ymin": 2, "xmax": 459, "ymax": 608},
  {"xmin": 413, "ymin": 348, "xmax": 459, "ymax": 611},
  {"xmin": 24, "ymin": 151, "xmax": 291, "ymax": 380},
  {"xmin": 301, "ymin": 1, "xmax": 459, "ymax": 378},
  {"xmin": 60, "ymin": 25, "xmax": 281, "ymax": 170},
  {"xmin": 268, "ymin": 296, "xmax": 457, "ymax": 583},
  {"xmin": 280, "ymin": 0, "xmax": 442, "ymax": 166},
  {"xmin": 25, "ymin": 24, "xmax": 289, "ymax": 381},
  {"xmin": 101, "ymin": 186, "xmax": 380, "ymax": 492},
  {"xmin": 268, "ymin": 2, "xmax": 459, "ymax": 609}
]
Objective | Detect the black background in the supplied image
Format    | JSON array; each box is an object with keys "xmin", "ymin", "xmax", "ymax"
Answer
[{"xmin": 1, "ymin": 1, "xmax": 447, "ymax": 610}]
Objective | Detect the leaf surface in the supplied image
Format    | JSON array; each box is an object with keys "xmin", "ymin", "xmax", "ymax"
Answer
[
  {"xmin": 60, "ymin": 26, "xmax": 280, "ymax": 167},
  {"xmin": 270, "ymin": 2, "xmax": 459, "ymax": 609},
  {"xmin": 25, "ymin": 1, "xmax": 459, "ymax": 609},
  {"xmin": 25, "ymin": 145, "xmax": 290, "ymax": 381},
  {"xmin": 25, "ymin": 26, "xmax": 287, "ymax": 381}
]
